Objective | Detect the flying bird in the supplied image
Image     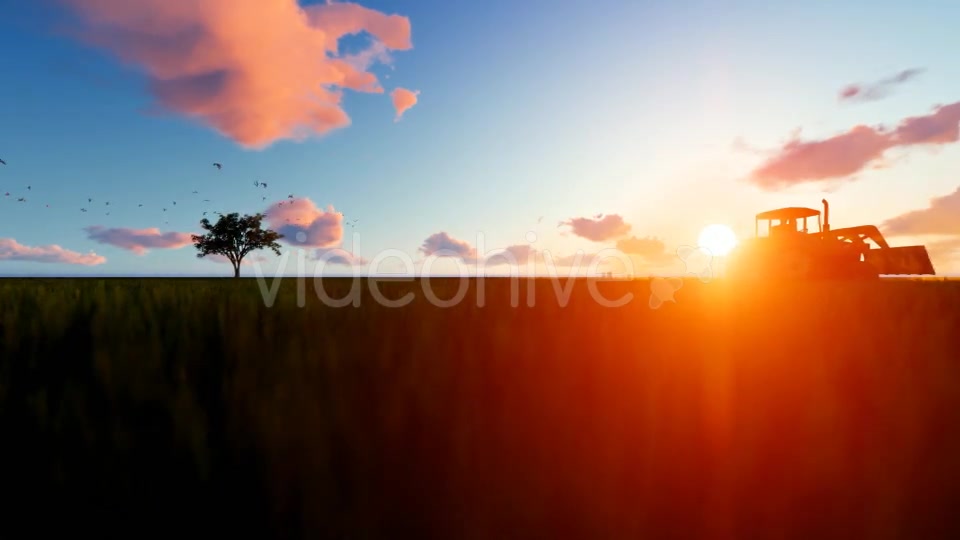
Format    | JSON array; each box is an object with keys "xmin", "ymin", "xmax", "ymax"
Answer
[
  {"xmin": 537, "ymin": 216, "xmax": 544, "ymax": 224},
  {"xmin": 202, "ymin": 199, "xmax": 211, "ymax": 202},
  {"xmin": 0, "ymin": 158, "xmax": 6, "ymax": 165},
  {"xmin": 253, "ymin": 181, "xmax": 260, "ymax": 187},
  {"xmin": 26, "ymin": 186, "xmax": 31, "ymax": 190},
  {"xmin": 138, "ymin": 204, "xmax": 143, "ymax": 207},
  {"xmin": 172, "ymin": 201, "xmax": 176, "ymax": 205},
  {"xmin": 17, "ymin": 197, "xmax": 26, "ymax": 202},
  {"xmin": 88, "ymin": 198, "xmax": 93, "ymax": 203},
  {"xmin": 261, "ymin": 182, "xmax": 268, "ymax": 188},
  {"xmin": 81, "ymin": 208, "xmax": 87, "ymax": 212},
  {"xmin": 162, "ymin": 208, "xmax": 167, "ymax": 212},
  {"xmin": 287, "ymin": 194, "xmax": 294, "ymax": 199},
  {"xmin": 192, "ymin": 190, "xmax": 199, "ymax": 194},
  {"xmin": 105, "ymin": 201, "xmax": 109, "ymax": 206},
  {"xmin": 213, "ymin": 162, "xmax": 222, "ymax": 170}
]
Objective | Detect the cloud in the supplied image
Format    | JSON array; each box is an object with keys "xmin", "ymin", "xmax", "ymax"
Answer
[
  {"xmin": 419, "ymin": 232, "xmax": 478, "ymax": 261},
  {"xmin": 84, "ymin": 226, "xmax": 193, "ymax": 254},
  {"xmin": 892, "ymin": 102, "xmax": 960, "ymax": 145},
  {"xmin": 839, "ymin": 68, "xmax": 924, "ymax": 103},
  {"xmin": 0, "ymin": 238, "xmax": 106, "ymax": 265},
  {"xmin": 731, "ymin": 136, "xmax": 773, "ymax": 157},
  {"xmin": 312, "ymin": 247, "xmax": 368, "ymax": 266},
  {"xmin": 411, "ymin": 231, "xmax": 670, "ymax": 273},
  {"xmin": 343, "ymin": 39, "xmax": 392, "ymax": 71},
  {"xmin": 482, "ymin": 244, "xmax": 536, "ymax": 266},
  {"xmin": 749, "ymin": 101, "xmax": 960, "ymax": 189},
  {"xmin": 415, "ymin": 234, "xmax": 542, "ymax": 267},
  {"xmin": 59, "ymin": 0, "xmax": 413, "ymax": 149},
  {"xmin": 615, "ymin": 235, "xmax": 666, "ymax": 258},
  {"xmin": 748, "ymin": 125, "xmax": 892, "ymax": 189},
  {"xmin": 560, "ymin": 214, "xmax": 632, "ymax": 242},
  {"xmin": 880, "ymin": 186, "xmax": 960, "ymax": 236},
  {"xmin": 927, "ymin": 236, "xmax": 960, "ymax": 268},
  {"xmin": 264, "ymin": 198, "xmax": 342, "ymax": 248},
  {"xmin": 391, "ymin": 87, "xmax": 419, "ymax": 121}
]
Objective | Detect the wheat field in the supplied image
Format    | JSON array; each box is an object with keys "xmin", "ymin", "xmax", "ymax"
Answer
[{"xmin": 2, "ymin": 277, "xmax": 960, "ymax": 538}]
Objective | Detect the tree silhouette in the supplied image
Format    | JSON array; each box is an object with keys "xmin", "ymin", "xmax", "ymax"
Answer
[{"xmin": 192, "ymin": 212, "xmax": 283, "ymax": 277}]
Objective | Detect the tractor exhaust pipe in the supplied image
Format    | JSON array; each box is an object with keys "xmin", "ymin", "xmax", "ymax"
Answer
[{"xmin": 822, "ymin": 199, "xmax": 830, "ymax": 233}]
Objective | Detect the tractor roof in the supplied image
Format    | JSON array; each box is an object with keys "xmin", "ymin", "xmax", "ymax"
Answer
[{"xmin": 756, "ymin": 206, "xmax": 821, "ymax": 221}]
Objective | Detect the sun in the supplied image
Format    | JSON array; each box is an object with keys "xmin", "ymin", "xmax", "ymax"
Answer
[{"xmin": 697, "ymin": 224, "xmax": 738, "ymax": 256}]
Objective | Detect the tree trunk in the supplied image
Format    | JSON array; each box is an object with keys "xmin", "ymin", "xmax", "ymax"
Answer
[{"xmin": 233, "ymin": 263, "xmax": 240, "ymax": 278}]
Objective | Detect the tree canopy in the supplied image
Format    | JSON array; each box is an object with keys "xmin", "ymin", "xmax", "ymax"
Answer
[{"xmin": 192, "ymin": 212, "xmax": 283, "ymax": 277}]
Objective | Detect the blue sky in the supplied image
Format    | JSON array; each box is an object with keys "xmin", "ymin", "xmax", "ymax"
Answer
[{"xmin": 2, "ymin": 0, "xmax": 960, "ymax": 276}]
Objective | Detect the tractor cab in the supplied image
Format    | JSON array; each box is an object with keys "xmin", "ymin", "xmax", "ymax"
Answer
[{"xmin": 755, "ymin": 207, "xmax": 822, "ymax": 238}]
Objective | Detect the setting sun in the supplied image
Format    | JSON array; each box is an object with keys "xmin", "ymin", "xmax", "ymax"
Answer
[{"xmin": 697, "ymin": 224, "xmax": 738, "ymax": 256}]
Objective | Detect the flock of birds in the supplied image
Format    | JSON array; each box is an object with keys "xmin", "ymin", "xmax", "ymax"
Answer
[{"xmin": 0, "ymin": 159, "xmax": 361, "ymax": 231}]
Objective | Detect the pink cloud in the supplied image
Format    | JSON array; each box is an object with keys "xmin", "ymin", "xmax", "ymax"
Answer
[
  {"xmin": 313, "ymin": 248, "xmax": 368, "ymax": 266},
  {"xmin": 263, "ymin": 198, "xmax": 342, "ymax": 248},
  {"xmin": 391, "ymin": 87, "xmax": 419, "ymax": 121},
  {"xmin": 880, "ymin": 186, "xmax": 960, "ymax": 236},
  {"xmin": 84, "ymin": 226, "xmax": 193, "ymax": 254},
  {"xmin": 838, "ymin": 68, "xmax": 924, "ymax": 103},
  {"xmin": 749, "ymin": 101, "xmax": 960, "ymax": 189},
  {"xmin": 749, "ymin": 125, "xmax": 893, "ymax": 189},
  {"xmin": 0, "ymin": 238, "xmax": 106, "ymax": 265},
  {"xmin": 483, "ymin": 244, "xmax": 536, "ymax": 266},
  {"xmin": 561, "ymin": 214, "xmax": 632, "ymax": 242},
  {"xmin": 304, "ymin": 2, "xmax": 412, "ymax": 51},
  {"xmin": 615, "ymin": 236, "xmax": 669, "ymax": 261},
  {"xmin": 419, "ymin": 232, "xmax": 478, "ymax": 261},
  {"xmin": 892, "ymin": 102, "xmax": 960, "ymax": 145},
  {"xmin": 59, "ymin": 0, "xmax": 414, "ymax": 149}
]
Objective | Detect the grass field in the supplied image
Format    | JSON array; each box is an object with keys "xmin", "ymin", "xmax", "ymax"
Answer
[{"xmin": 2, "ymin": 277, "xmax": 960, "ymax": 538}]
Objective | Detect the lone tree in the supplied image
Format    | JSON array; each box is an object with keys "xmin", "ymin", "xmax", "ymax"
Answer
[{"xmin": 192, "ymin": 212, "xmax": 284, "ymax": 277}]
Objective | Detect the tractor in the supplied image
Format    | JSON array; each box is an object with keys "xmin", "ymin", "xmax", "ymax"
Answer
[{"xmin": 724, "ymin": 199, "xmax": 935, "ymax": 280}]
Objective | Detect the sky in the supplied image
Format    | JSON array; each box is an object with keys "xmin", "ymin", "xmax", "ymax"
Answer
[{"xmin": 2, "ymin": 0, "xmax": 960, "ymax": 277}]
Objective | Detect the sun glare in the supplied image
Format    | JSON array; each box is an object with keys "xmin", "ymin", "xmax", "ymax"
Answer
[{"xmin": 698, "ymin": 224, "xmax": 738, "ymax": 256}]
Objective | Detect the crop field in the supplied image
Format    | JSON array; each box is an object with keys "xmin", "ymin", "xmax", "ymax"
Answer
[{"xmin": 3, "ymin": 277, "xmax": 960, "ymax": 538}]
